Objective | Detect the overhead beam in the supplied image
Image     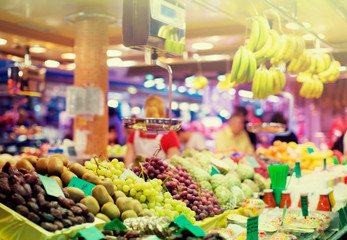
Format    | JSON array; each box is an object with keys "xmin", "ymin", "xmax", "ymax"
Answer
[{"xmin": 0, "ymin": 19, "xmax": 74, "ymax": 47}]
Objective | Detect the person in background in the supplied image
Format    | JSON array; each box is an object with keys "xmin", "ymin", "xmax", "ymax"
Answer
[
  {"xmin": 124, "ymin": 96, "xmax": 180, "ymax": 168},
  {"xmin": 331, "ymin": 130, "xmax": 347, "ymax": 155},
  {"xmin": 234, "ymin": 106, "xmax": 258, "ymax": 148},
  {"xmin": 215, "ymin": 113, "xmax": 254, "ymax": 154},
  {"xmin": 328, "ymin": 107, "xmax": 347, "ymax": 148},
  {"xmin": 271, "ymin": 112, "xmax": 298, "ymax": 144},
  {"xmin": 109, "ymin": 107, "xmax": 126, "ymax": 145},
  {"xmin": 108, "ymin": 126, "xmax": 118, "ymax": 145},
  {"xmin": 177, "ymin": 128, "xmax": 206, "ymax": 151}
]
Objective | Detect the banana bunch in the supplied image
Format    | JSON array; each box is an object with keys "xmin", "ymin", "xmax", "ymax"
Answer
[
  {"xmin": 269, "ymin": 67, "xmax": 286, "ymax": 95},
  {"xmin": 253, "ymin": 29, "xmax": 281, "ymax": 65},
  {"xmin": 318, "ymin": 60, "xmax": 341, "ymax": 83},
  {"xmin": 246, "ymin": 16, "xmax": 270, "ymax": 52},
  {"xmin": 158, "ymin": 25, "xmax": 178, "ymax": 41},
  {"xmin": 192, "ymin": 75, "xmax": 208, "ymax": 89},
  {"xmin": 287, "ymin": 50, "xmax": 312, "ymax": 74},
  {"xmin": 270, "ymin": 35, "xmax": 305, "ymax": 65},
  {"xmin": 230, "ymin": 46, "xmax": 257, "ymax": 84},
  {"xmin": 252, "ymin": 66, "xmax": 272, "ymax": 99},
  {"xmin": 217, "ymin": 74, "xmax": 238, "ymax": 90},
  {"xmin": 299, "ymin": 73, "xmax": 324, "ymax": 98},
  {"xmin": 308, "ymin": 53, "xmax": 332, "ymax": 74}
]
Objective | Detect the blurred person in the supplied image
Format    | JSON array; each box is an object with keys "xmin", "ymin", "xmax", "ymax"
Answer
[
  {"xmin": 177, "ymin": 128, "xmax": 206, "ymax": 151},
  {"xmin": 109, "ymin": 107, "xmax": 126, "ymax": 145},
  {"xmin": 331, "ymin": 130, "xmax": 347, "ymax": 155},
  {"xmin": 271, "ymin": 112, "xmax": 298, "ymax": 144},
  {"xmin": 215, "ymin": 113, "xmax": 254, "ymax": 154},
  {"xmin": 124, "ymin": 96, "xmax": 180, "ymax": 168},
  {"xmin": 108, "ymin": 126, "xmax": 118, "ymax": 145},
  {"xmin": 328, "ymin": 108, "xmax": 347, "ymax": 148},
  {"xmin": 234, "ymin": 106, "xmax": 258, "ymax": 147}
]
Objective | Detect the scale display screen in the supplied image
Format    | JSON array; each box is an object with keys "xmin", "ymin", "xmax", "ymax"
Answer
[{"xmin": 161, "ymin": 4, "xmax": 176, "ymax": 19}]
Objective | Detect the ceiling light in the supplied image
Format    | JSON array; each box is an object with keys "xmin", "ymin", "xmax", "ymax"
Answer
[
  {"xmin": 179, "ymin": 102, "xmax": 189, "ymax": 111},
  {"xmin": 238, "ymin": 90, "xmax": 253, "ymax": 98},
  {"xmin": 228, "ymin": 88, "xmax": 236, "ymax": 95},
  {"xmin": 268, "ymin": 95, "xmax": 280, "ymax": 103},
  {"xmin": 61, "ymin": 53, "xmax": 75, "ymax": 59},
  {"xmin": 0, "ymin": 38, "xmax": 7, "ymax": 45},
  {"xmin": 107, "ymin": 99, "xmax": 119, "ymax": 108},
  {"xmin": 188, "ymin": 88, "xmax": 197, "ymax": 95},
  {"xmin": 144, "ymin": 80, "xmax": 155, "ymax": 88},
  {"xmin": 171, "ymin": 101, "xmax": 178, "ymax": 110},
  {"xmin": 178, "ymin": 86, "xmax": 187, "ymax": 93},
  {"xmin": 303, "ymin": 34, "xmax": 316, "ymax": 41},
  {"xmin": 219, "ymin": 109, "xmax": 230, "ymax": 118},
  {"xmin": 131, "ymin": 106, "xmax": 141, "ymax": 115},
  {"xmin": 65, "ymin": 63, "xmax": 75, "ymax": 71},
  {"xmin": 339, "ymin": 66, "xmax": 347, "ymax": 71},
  {"xmin": 127, "ymin": 86, "xmax": 137, "ymax": 94},
  {"xmin": 154, "ymin": 78, "xmax": 164, "ymax": 84},
  {"xmin": 156, "ymin": 82, "xmax": 166, "ymax": 90},
  {"xmin": 302, "ymin": 22, "xmax": 311, "ymax": 28},
  {"xmin": 189, "ymin": 103, "xmax": 200, "ymax": 112},
  {"xmin": 172, "ymin": 84, "xmax": 177, "ymax": 91},
  {"xmin": 118, "ymin": 60, "xmax": 137, "ymax": 67},
  {"xmin": 44, "ymin": 60, "xmax": 60, "ymax": 68},
  {"xmin": 192, "ymin": 42, "xmax": 214, "ymax": 50},
  {"xmin": 30, "ymin": 46, "xmax": 46, "ymax": 53},
  {"xmin": 107, "ymin": 49, "xmax": 122, "ymax": 57},
  {"xmin": 107, "ymin": 58, "xmax": 123, "ymax": 66},
  {"xmin": 285, "ymin": 22, "xmax": 300, "ymax": 30},
  {"xmin": 198, "ymin": 89, "xmax": 204, "ymax": 95},
  {"xmin": 217, "ymin": 75, "xmax": 226, "ymax": 81}
]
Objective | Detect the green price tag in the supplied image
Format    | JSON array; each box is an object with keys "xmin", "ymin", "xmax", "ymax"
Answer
[
  {"xmin": 67, "ymin": 146, "xmax": 77, "ymax": 156},
  {"xmin": 281, "ymin": 202, "xmax": 287, "ymax": 226},
  {"xmin": 301, "ymin": 196, "xmax": 309, "ymax": 217},
  {"xmin": 72, "ymin": 226, "xmax": 105, "ymax": 240},
  {"xmin": 338, "ymin": 208, "xmax": 347, "ymax": 228},
  {"xmin": 211, "ymin": 166, "xmax": 220, "ymax": 176},
  {"xmin": 173, "ymin": 215, "xmax": 206, "ymax": 237},
  {"xmin": 68, "ymin": 177, "xmax": 95, "ymax": 196},
  {"xmin": 120, "ymin": 169, "xmax": 140, "ymax": 180},
  {"xmin": 103, "ymin": 218, "xmax": 127, "ymax": 231},
  {"xmin": 324, "ymin": 158, "xmax": 327, "ymax": 171},
  {"xmin": 295, "ymin": 162, "xmax": 302, "ymax": 178},
  {"xmin": 247, "ymin": 216, "xmax": 258, "ymax": 240},
  {"xmin": 244, "ymin": 156, "xmax": 260, "ymax": 168},
  {"xmin": 307, "ymin": 147, "xmax": 314, "ymax": 153},
  {"xmin": 38, "ymin": 174, "xmax": 65, "ymax": 198}
]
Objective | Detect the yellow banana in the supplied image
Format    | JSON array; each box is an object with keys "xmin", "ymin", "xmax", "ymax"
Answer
[
  {"xmin": 328, "ymin": 61, "xmax": 341, "ymax": 82},
  {"xmin": 246, "ymin": 18, "xmax": 260, "ymax": 52},
  {"xmin": 258, "ymin": 68, "xmax": 267, "ymax": 99},
  {"xmin": 247, "ymin": 50, "xmax": 257, "ymax": 82},
  {"xmin": 270, "ymin": 68, "xmax": 280, "ymax": 94},
  {"xmin": 254, "ymin": 16, "xmax": 270, "ymax": 51},
  {"xmin": 315, "ymin": 53, "xmax": 328, "ymax": 73},
  {"xmin": 273, "ymin": 35, "xmax": 288, "ymax": 64},
  {"xmin": 287, "ymin": 57, "xmax": 299, "ymax": 74},
  {"xmin": 278, "ymin": 69, "xmax": 286, "ymax": 90},
  {"xmin": 158, "ymin": 25, "xmax": 168, "ymax": 38},
  {"xmin": 300, "ymin": 81, "xmax": 310, "ymax": 97},
  {"xmin": 299, "ymin": 51, "xmax": 311, "ymax": 73},
  {"xmin": 236, "ymin": 47, "xmax": 250, "ymax": 83},
  {"xmin": 230, "ymin": 48, "xmax": 243, "ymax": 82},
  {"xmin": 252, "ymin": 69, "xmax": 261, "ymax": 99},
  {"xmin": 265, "ymin": 69, "xmax": 274, "ymax": 98},
  {"xmin": 293, "ymin": 35, "xmax": 305, "ymax": 59},
  {"xmin": 265, "ymin": 30, "xmax": 281, "ymax": 59},
  {"xmin": 254, "ymin": 30, "xmax": 273, "ymax": 62},
  {"xmin": 283, "ymin": 35, "xmax": 296, "ymax": 63}
]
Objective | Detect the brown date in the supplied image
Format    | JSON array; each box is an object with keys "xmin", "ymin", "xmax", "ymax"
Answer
[
  {"xmin": 40, "ymin": 222, "xmax": 58, "ymax": 232},
  {"xmin": 40, "ymin": 212, "xmax": 55, "ymax": 222},
  {"xmin": 33, "ymin": 185, "xmax": 45, "ymax": 195},
  {"xmin": 85, "ymin": 212, "xmax": 95, "ymax": 223},
  {"xmin": 57, "ymin": 196, "xmax": 71, "ymax": 209},
  {"xmin": 76, "ymin": 203, "xmax": 89, "ymax": 215},
  {"xmin": 54, "ymin": 220, "xmax": 64, "ymax": 230},
  {"xmin": 23, "ymin": 184, "xmax": 32, "ymax": 198},
  {"xmin": 0, "ymin": 178, "xmax": 11, "ymax": 194},
  {"xmin": 62, "ymin": 219, "xmax": 72, "ymax": 228},
  {"xmin": 51, "ymin": 208, "xmax": 63, "ymax": 220},
  {"xmin": 71, "ymin": 206, "xmax": 83, "ymax": 216},
  {"xmin": 27, "ymin": 201, "xmax": 40, "ymax": 213},
  {"xmin": 16, "ymin": 205, "xmax": 29, "ymax": 217},
  {"xmin": 27, "ymin": 212, "xmax": 41, "ymax": 224},
  {"xmin": 12, "ymin": 193, "xmax": 26, "ymax": 205}
]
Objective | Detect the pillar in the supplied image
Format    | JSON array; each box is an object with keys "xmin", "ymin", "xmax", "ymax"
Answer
[{"xmin": 73, "ymin": 14, "xmax": 109, "ymax": 156}]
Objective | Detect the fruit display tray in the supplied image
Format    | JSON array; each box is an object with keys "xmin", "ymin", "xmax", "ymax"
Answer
[
  {"xmin": 0, "ymin": 203, "xmax": 105, "ymax": 240},
  {"xmin": 122, "ymin": 118, "xmax": 182, "ymax": 135}
]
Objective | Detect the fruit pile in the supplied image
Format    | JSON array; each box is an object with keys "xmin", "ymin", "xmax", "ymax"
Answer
[
  {"xmin": 169, "ymin": 149, "xmax": 268, "ymax": 209},
  {"xmin": 0, "ymin": 162, "xmax": 94, "ymax": 232},
  {"xmin": 132, "ymin": 157, "xmax": 223, "ymax": 220},
  {"xmin": 84, "ymin": 158, "xmax": 197, "ymax": 223},
  {"xmin": 107, "ymin": 144, "xmax": 127, "ymax": 157},
  {"xmin": 256, "ymin": 140, "xmax": 334, "ymax": 170}
]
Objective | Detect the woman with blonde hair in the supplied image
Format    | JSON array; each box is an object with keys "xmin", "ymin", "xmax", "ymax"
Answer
[{"xmin": 124, "ymin": 95, "xmax": 180, "ymax": 168}]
